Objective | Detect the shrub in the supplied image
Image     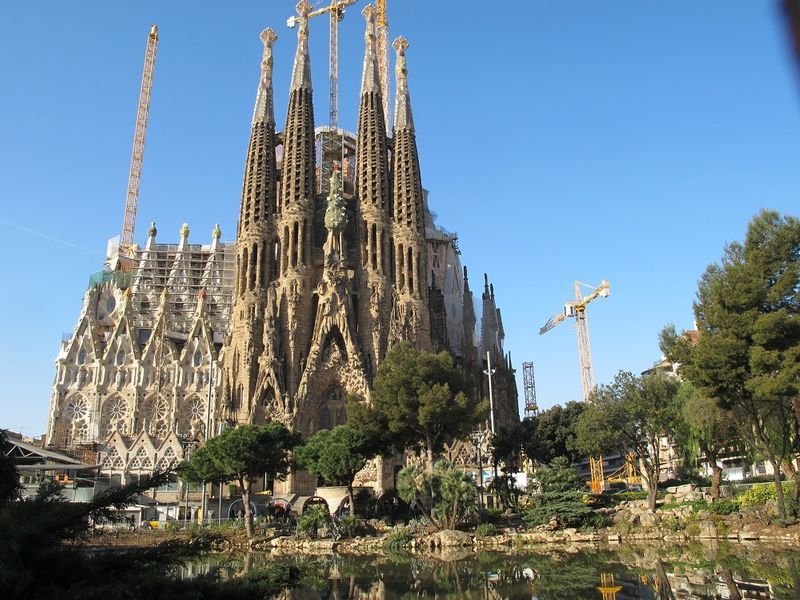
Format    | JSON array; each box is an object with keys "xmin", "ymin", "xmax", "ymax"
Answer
[
  {"xmin": 297, "ymin": 505, "xmax": 331, "ymax": 539},
  {"xmin": 522, "ymin": 458, "xmax": 593, "ymax": 529},
  {"xmin": 475, "ymin": 522, "xmax": 499, "ymax": 537},
  {"xmin": 738, "ymin": 483, "xmax": 781, "ymax": 508},
  {"xmin": 710, "ymin": 498, "xmax": 740, "ymax": 515},
  {"xmin": 479, "ymin": 507, "xmax": 504, "ymax": 524},
  {"xmin": 384, "ymin": 526, "xmax": 413, "ymax": 550},
  {"xmin": 612, "ymin": 491, "xmax": 648, "ymax": 502},
  {"xmin": 580, "ymin": 513, "xmax": 612, "ymax": 532},
  {"xmin": 335, "ymin": 515, "xmax": 359, "ymax": 539}
]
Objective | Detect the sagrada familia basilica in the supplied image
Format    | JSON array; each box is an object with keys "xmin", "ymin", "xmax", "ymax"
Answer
[{"xmin": 46, "ymin": 2, "xmax": 518, "ymax": 499}]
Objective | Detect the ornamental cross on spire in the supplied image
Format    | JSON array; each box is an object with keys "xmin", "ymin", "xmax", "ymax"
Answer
[
  {"xmin": 290, "ymin": 1, "xmax": 312, "ymax": 91},
  {"xmin": 360, "ymin": 5, "xmax": 381, "ymax": 96}
]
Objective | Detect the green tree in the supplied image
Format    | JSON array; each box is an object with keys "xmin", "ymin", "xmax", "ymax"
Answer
[
  {"xmin": 674, "ymin": 380, "xmax": 738, "ymax": 501},
  {"xmin": 178, "ymin": 422, "xmax": 301, "ymax": 538},
  {"xmin": 523, "ymin": 456, "xmax": 593, "ymax": 529},
  {"xmin": 0, "ymin": 432, "xmax": 20, "ymax": 506},
  {"xmin": 396, "ymin": 461, "xmax": 478, "ymax": 529},
  {"xmin": 520, "ymin": 401, "xmax": 585, "ymax": 465},
  {"xmin": 349, "ymin": 342, "xmax": 486, "ymax": 471},
  {"xmin": 294, "ymin": 425, "xmax": 372, "ymax": 518},
  {"xmin": 662, "ymin": 211, "xmax": 800, "ymax": 520},
  {"xmin": 575, "ymin": 370, "xmax": 681, "ymax": 512}
]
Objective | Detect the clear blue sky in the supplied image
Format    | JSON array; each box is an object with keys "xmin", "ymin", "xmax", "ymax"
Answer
[{"xmin": 1, "ymin": 1, "xmax": 798, "ymax": 436}]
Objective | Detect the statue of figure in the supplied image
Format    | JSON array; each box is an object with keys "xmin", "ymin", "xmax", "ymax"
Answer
[
  {"xmin": 323, "ymin": 169, "xmax": 347, "ymax": 262},
  {"xmin": 369, "ymin": 284, "xmax": 381, "ymax": 318}
]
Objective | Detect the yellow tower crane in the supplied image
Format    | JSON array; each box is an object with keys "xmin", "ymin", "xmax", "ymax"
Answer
[
  {"xmin": 539, "ymin": 280, "xmax": 610, "ymax": 492},
  {"xmin": 120, "ymin": 25, "xmax": 158, "ymax": 260}
]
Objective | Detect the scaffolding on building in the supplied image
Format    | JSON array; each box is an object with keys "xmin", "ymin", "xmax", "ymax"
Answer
[{"xmin": 522, "ymin": 361, "xmax": 538, "ymax": 417}]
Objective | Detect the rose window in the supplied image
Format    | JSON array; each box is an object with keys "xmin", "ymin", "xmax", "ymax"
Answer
[
  {"xmin": 188, "ymin": 399, "xmax": 205, "ymax": 421},
  {"xmin": 66, "ymin": 398, "xmax": 88, "ymax": 421},
  {"xmin": 108, "ymin": 398, "xmax": 128, "ymax": 420}
]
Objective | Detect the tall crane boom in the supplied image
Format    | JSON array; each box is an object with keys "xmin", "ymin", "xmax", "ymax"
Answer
[
  {"xmin": 288, "ymin": 0, "xmax": 357, "ymax": 130},
  {"xmin": 288, "ymin": 0, "xmax": 356, "ymax": 196},
  {"xmin": 539, "ymin": 280, "xmax": 610, "ymax": 401},
  {"xmin": 120, "ymin": 24, "xmax": 158, "ymax": 258}
]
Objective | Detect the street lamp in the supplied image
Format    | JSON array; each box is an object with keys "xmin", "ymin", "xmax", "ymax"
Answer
[
  {"xmin": 471, "ymin": 428, "xmax": 485, "ymax": 507},
  {"xmin": 483, "ymin": 351, "xmax": 496, "ymax": 435},
  {"xmin": 483, "ymin": 351, "xmax": 498, "ymax": 481},
  {"xmin": 200, "ymin": 358, "xmax": 214, "ymax": 524}
]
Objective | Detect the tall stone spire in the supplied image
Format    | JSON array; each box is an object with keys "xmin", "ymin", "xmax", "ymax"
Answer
[
  {"xmin": 393, "ymin": 36, "xmax": 413, "ymax": 132},
  {"xmin": 355, "ymin": 5, "xmax": 390, "ymax": 215},
  {"xmin": 275, "ymin": 0, "xmax": 317, "ymax": 399},
  {"xmin": 392, "ymin": 37, "xmax": 423, "ymax": 233},
  {"xmin": 290, "ymin": 1, "xmax": 312, "ymax": 92},
  {"xmin": 354, "ymin": 4, "xmax": 393, "ymax": 368},
  {"xmin": 360, "ymin": 5, "xmax": 382, "ymax": 96},
  {"xmin": 386, "ymin": 35, "xmax": 430, "ymax": 351},
  {"xmin": 280, "ymin": 0, "xmax": 316, "ymax": 214},
  {"xmin": 224, "ymin": 27, "xmax": 280, "ymax": 424},
  {"xmin": 252, "ymin": 28, "xmax": 277, "ymax": 125}
]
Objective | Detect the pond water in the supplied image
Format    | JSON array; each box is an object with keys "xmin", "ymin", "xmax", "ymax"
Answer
[{"xmin": 178, "ymin": 543, "xmax": 800, "ymax": 599}]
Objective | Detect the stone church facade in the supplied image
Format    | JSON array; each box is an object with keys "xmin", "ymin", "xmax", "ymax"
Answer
[{"xmin": 46, "ymin": 3, "xmax": 518, "ymax": 496}]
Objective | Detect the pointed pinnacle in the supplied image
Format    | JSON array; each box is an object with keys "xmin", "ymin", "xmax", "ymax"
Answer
[
  {"xmin": 253, "ymin": 28, "xmax": 277, "ymax": 124},
  {"xmin": 393, "ymin": 36, "xmax": 413, "ymax": 131},
  {"xmin": 360, "ymin": 5, "xmax": 381, "ymax": 96},
  {"xmin": 290, "ymin": 1, "xmax": 312, "ymax": 91}
]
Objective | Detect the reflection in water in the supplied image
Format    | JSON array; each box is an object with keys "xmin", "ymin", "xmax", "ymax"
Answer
[{"xmin": 179, "ymin": 544, "xmax": 800, "ymax": 599}]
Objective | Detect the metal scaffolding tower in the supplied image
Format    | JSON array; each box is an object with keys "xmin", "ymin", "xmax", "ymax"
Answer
[{"xmin": 522, "ymin": 361, "xmax": 538, "ymax": 417}]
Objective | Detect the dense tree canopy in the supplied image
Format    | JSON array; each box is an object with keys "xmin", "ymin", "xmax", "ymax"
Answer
[
  {"xmin": 520, "ymin": 402, "xmax": 585, "ymax": 465},
  {"xmin": 349, "ymin": 342, "xmax": 486, "ymax": 471},
  {"xmin": 662, "ymin": 210, "xmax": 800, "ymax": 519},
  {"xmin": 575, "ymin": 370, "xmax": 681, "ymax": 511},
  {"xmin": 178, "ymin": 422, "xmax": 301, "ymax": 537},
  {"xmin": 294, "ymin": 425, "xmax": 372, "ymax": 518},
  {"xmin": 674, "ymin": 381, "xmax": 738, "ymax": 500}
]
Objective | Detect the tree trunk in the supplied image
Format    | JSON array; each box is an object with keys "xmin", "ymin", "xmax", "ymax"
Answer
[
  {"xmin": 641, "ymin": 453, "xmax": 659, "ymax": 513},
  {"xmin": 721, "ymin": 568, "xmax": 742, "ymax": 600},
  {"xmin": 781, "ymin": 459, "xmax": 800, "ymax": 518},
  {"xmin": 646, "ymin": 478, "xmax": 658, "ymax": 513},
  {"xmin": 425, "ymin": 434, "xmax": 435, "ymax": 474},
  {"xmin": 768, "ymin": 456, "xmax": 789, "ymax": 522},
  {"xmin": 704, "ymin": 448, "xmax": 723, "ymax": 501},
  {"xmin": 346, "ymin": 482, "xmax": 356, "ymax": 519},
  {"xmin": 239, "ymin": 476, "xmax": 254, "ymax": 538},
  {"xmin": 450, "ymin": 492, "xmax": 460, "ymax": 530}
]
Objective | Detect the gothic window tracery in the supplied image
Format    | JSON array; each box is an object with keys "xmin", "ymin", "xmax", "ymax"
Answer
[
  {"xmin": 179, "ymin": 396, "xmax": 206, "ymax": 440},
  {"xmin": 102, "ymin": 446, "xmax": 125, "ymax": 470},
  {"xmin": 100, "ymin": 396, "xmax": 129, "ymax": 438},
  {"xmin": 128, "ymin": 446, "xmax": 153, "ymax": 470},
  {"xmin": 137, "ymin": 395, "xmax": 170, "ymax": 438},
  {"xmin": 156, "ymin": 446, "xmax": 178, "ymax": 471},
  {"xmin": 61, "ymin": 395, "xmax": 90, "ymax": 446}
]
